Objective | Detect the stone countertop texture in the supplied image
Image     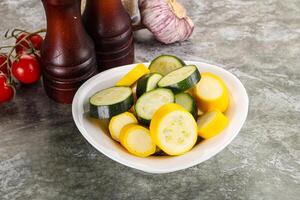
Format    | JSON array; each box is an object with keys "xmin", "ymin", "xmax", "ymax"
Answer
[{"xmin": 0, "ymin": 0, "xmax": 299, "ymax": 199}]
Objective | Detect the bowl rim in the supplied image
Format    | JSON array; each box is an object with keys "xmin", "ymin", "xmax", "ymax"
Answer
[{"xmin": 72, "ymin": 61, "xmax": 249, "ymax": 174}]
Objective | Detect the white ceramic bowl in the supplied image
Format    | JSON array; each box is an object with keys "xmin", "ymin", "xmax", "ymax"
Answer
[{"xmin": 72, "ymin": 61, "xmax": 249, "ymax": 174}]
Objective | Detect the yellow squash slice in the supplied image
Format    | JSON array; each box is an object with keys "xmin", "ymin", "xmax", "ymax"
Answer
[
  {"xmin": 109, "ymin": 112, "xmax": 138, "ymax": 142},
  {"xmin": 120, "ymin": 124, "xmax": 156, "ymax": 157},
  {"xmin": 116, "ymin": 63, "xmax": 150, "ymax": 86},
  {"xmin": 150, "ymin": 103, "xmax": 198, "ymax": 156},
  {"xmin": 192, "ymin": 72, "xmax": 229, "ymax": 112},
  {"xmin": 197, "ymin": 110, "xmax": 229, "ymax": 139},
  {"xmin": 131, "ymin": 82, "xmax": 138, "ymax": 101}
]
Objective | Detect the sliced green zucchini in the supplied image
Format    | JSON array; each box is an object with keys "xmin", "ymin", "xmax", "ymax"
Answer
[
  {"xmin": 135, "ymin": 88, "xmax": 174, "ymax": 125},
  {"xmin": 175, "ymin": 93, "xmax": 198, "ymax": 118},
  {"xmin": 158, "ymin": 65, "xmax": 201, "ymax": 93},
  {"xmin": 90, "ymin": 87, "xmax": 134, "ymax": 119},
  {"xmin": 149, "ymin": 55, "xmax": 185, "ymax": 75},
  {"xmin": 136, "ymin": 73, "xmax": 163, "ymax": 98}
]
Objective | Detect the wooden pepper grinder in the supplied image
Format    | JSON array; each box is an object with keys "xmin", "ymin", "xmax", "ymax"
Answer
[
  {"xmin": 41, "ymin": 0, "xmax": 97, "ymax": 104},
  {"xmin": 83, "ymin": 0, "xmax": 134, "ymax": 71}
]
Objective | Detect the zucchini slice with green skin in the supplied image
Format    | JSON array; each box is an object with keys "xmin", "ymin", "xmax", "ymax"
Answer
[
  {"xmin": 175, "ymin": 93, "xmax": 198, "ymax": 118},
  {"xmin": 136, "ymin": 73, "xmax": 163, "ymax": 98},
  {"xmin": 149, "ymin": 55, "xmax": 185, "ymax": 75},
  {"xmin": 158, "ymin": 65, "xmax": 201, "ymax": 93},
  {"xmin": 135, "ymin": 88, "xmax": 175, "ymax": 125},
  {"xmin": 90, "ymin": 87, "xmax": 134, "ymax": 119}
]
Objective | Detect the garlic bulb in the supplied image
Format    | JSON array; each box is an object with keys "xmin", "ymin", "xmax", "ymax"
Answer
[
  {"xmin": 138, "ymin": 0, "xmax": 194, "ymax": 44},
  {"xmin": 81, "ymin": 0, "xmax": 86, "ymax": 13},
  {"xmin": 122, "ymin": 0, "xmax": 141, "ymax": 26}
]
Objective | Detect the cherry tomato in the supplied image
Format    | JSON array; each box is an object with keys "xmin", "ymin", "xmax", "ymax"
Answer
[
  {"xmin": 15, "ymin": 33, "xmax": 44, "ymax": 55},
  {"xmin": 0, "ymin": 74, "xmax": 15, "ymax": 103},
  {"xmin": 0, "ymin": 54, "xmax": 10, "ymax": 75},
  {"xmin": 12, "ymin": 54, "xmax": 41, "ymax": 84}
]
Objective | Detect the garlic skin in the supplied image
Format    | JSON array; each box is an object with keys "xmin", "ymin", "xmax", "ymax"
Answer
[
  {"xmin": 122, "ymin": 0, "xmax": 141, "ymax": 26},
  {"xmin": 139, "ymin": 0, "xmax": 194, "ymax": 44}
]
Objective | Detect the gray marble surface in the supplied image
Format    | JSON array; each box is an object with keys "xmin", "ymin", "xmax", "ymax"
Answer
[{"xmin": 0, "ymin": 0, "xmax": 299, "ymax": 199}]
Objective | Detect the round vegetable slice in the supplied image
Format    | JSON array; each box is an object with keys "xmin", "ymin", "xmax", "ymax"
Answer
[
  {"xmin": 120, "ymin": 124, "xmax": 156, "ymax": 157},
  {"xmin": 135, "ymin": 88, "xmax": 174, "ymax": 125},
  {"xmin": 175, "ymin": 93, "xmax": 197, "ymax": 118},
  {"xmin": 89, "ymin": 86, "xmax": 134, "ymax": 119},
  {"xmin": 109, "ymin": 112, "xmax": 138, "ymax": 142},
  {"xmin": 116, "ymin": 63, "xmax": 150, "ymax": 86},
  {"xmin": 158, "ymin": 65, "xmax": 201, "ymax": 93},
  {"xmin": 192, "ymin": 72, "xmax": 229, "ymax": 112},
  {"xmin": 136, "ymin": 73, "xmax": 163, "ymax": 98},
  {"xmin": 149, "ymin": 55, "xmax": 185, "ymax": 75},
  {"xmin": 150, "ymin": 103, "xmax": 198, "ymax": 156},
  {"xmin": 197, "ymin": 110, "xmax": 229, "ymax": 139}
]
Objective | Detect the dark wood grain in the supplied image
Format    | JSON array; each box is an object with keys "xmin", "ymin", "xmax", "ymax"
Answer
[
  {"xmin": 41, "ymin": 0, "xmax": 97, "ymax": 104},
  {"xmin": 83, "ymin": 0, "xmax": 134, "ymax": 71}
]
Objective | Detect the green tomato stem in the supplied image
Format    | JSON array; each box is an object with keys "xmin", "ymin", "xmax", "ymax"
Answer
[{"xmin": 5, "ymin": 28, "xmax": 46, "ymax": 80}]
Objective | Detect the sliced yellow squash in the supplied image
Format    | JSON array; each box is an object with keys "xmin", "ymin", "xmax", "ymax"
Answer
[
  {"xmin": 197, "ymin": 107, "xmax": 204, "ymax": 116},
  {"xmin": 120, "ymin": 124, "xmax": 156, "ymax": 157},
  {"xmin": 116, "ymin": 63, "xmax": 150, "ymax": 86},
  {"xmin": 108, "ymin": 112, "xmax": 138, "ymax": 142},
  {"xmin": 150, "ymin": 103, "xmax": 198, "ymax": 156},
  {"xmin": 131, "ymin": 82, "xmax": 138, "ymax": 101},
  {"xmin": 192, "ymin": 72, "xmax": 229, "ymax": 112},
  {"xmin": 197, "ymin": 110, "xmax": 229, "ymax": 139}
]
